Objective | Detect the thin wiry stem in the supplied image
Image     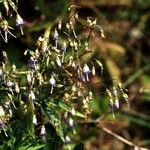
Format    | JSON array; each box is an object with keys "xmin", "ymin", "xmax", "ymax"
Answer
[
  {"xmin": 8, "ymin": 30, "xmax": 16, "ymax": 38},
  {"xmin": 78, "ymin": 118, "xmax": 148, "ymax": 150},
  {"xmin": 19, "ymin": 25, "xmax": 24, "ymax": 35},
  {"xmin": 99, "ymin": 126, "xmax": 148, "ymax": 150}
]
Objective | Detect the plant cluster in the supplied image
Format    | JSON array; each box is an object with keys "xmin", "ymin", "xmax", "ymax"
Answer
[{"xmin": 0, "ymin": 1, "xmax": 129, "ymax": 149}]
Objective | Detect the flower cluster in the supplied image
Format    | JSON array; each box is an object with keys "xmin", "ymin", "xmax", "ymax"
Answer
[
  {"xmin": 0, "ymin": 2, "xmax": 25, "ymax": 43},
  {"xmin": 0, "ymin": 5, "xmax": 129, "ymax": 148}
]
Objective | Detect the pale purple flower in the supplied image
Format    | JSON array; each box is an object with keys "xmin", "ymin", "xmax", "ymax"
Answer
[
  {"xmin": 61, "ymin": 42, "xmax": 67, "ymax": 53},
  {"xmin": 49, "ymin": 75, "xmax": 56, "ymax": 94},
  {"xmin": 28, "ymin": 57, "xmax": 38, "ymax": 70},
  {"xmin": 40, "ymin": 125, "xmax": 46, "ymax": 135},
  {"xmin": 16, "ymin": 14, "xmax": 25, "ymax": 35},
  {"xmin": 83, "ymin": 64, "xmax": 90, "ymax": 81},
  {"xmin": 53, "ymin": 29, "xmax": 59, "ymax": 40},
  {"xmin": 6, "ymin": 80, "xmax": 14, "ymax": 87}
]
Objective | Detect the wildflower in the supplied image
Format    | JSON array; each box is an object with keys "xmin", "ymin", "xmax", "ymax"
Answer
[
  {"xmin": 0, "ymin": 69, "xmax": 3, "ymax": 78},
  {"xmin": 71, "ymin": 108, "xmax": 76, "ymax": 116},
  {"xmin": 0, "ymin": 19, "xmax": 16, "ymax": 43},
  {"xmin": 61, "ymin": 42, "xmax": 67, "ymax": 53},
  {"xmin": 30, "ymin": 91, "xmax": 36, "ymax": 101},
  {"xmin": 37, "ymin": 36, "xmax": 48, "ymax": 52},
  {"xmin": 58, "ymin": 20, "xmax": 62, "ymax": 30},
  {"xmin": 64, "ymin": 135, "xmax": 71, "ymax": 143},
  {"xmin": 49, "ymin": 75, "xmax": 56, "ymax": 94},
  {"xmin": 0, "ymin": 119, "xmax": 8, "ymax": 137},
  {"xmin": 61, "ymin": 42, "xmax": 67, "ymax": 62},
  {"xmin": 53, "ymin": 28, "xmax": 59, "ymax": 48},
  {"xmin": 6, "ymin": 80, "xmax": 14, "ymax": 87},
  {"xmin": 33, "ymin": 115, "xmax": 37, "ymax": 125},
  {"xmin": 56, "ymin": 56, "xmax": 61, "ymax": 67},
  {"xmin": 88, "ymin": 91, "xmax": 93, "ymax": 100},
  {"xmin": 113, "ymin": 86, "xmax": 118, "ymax": 97},
  {"xmin": 40, "ymin": 125, "xmax": 46, "ymax": 135},
  {"xmin": 0, "ymin": 106, "xmax": 5, "ymax": 117},
  {"xmin": 68, "ymin": 118, "xmax": 74, "ymax": 128},
  {"xmin": 92, "ymin": 66, "xmax": 95, "ymax": 76},
  {"xmin": 112, "ymin": 86, "xmax": 119, "ymax": 109},
  {"xmin": 71, "ymin": 61, "xmax": 76, "ymax": 69},
  {"xmin": 0, "ymin": 119, "xmax": 4, "ymax": 127},
  {"xmin": 80, "ymin": 73, "xmax": 86, "ymax": 82},
  {"xmin": 27, "ymin": 72, "xmax": 33, "ymax": 85},
  {"xmin": 83, "ymin": 63, "xmax": 90, "ymax": 81},
  {"xmin": 28, "ymin": 57, "xmax": 38, "ymax": 70},
  {"xmin": 16, "ymin": 14, "xmax": 24, "ymax": 35},
  {"xmin": 12, "ymin": 64, "xmax": 16, "ymax": 73},
  {"xmin": 114, "ymin": 98, "xmax": 119, "ymax": 109},
  {"xmin": 15, "ymin": 83, "xmax": 20, "ymax": 93}
]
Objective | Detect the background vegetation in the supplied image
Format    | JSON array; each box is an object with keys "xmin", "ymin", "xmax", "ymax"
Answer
[{"xmin": 0, "ymin": 0, "xmax": 150, "ymax": 150}]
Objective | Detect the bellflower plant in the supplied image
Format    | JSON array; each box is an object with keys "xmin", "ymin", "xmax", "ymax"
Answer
[{"xmin": 0, "ymin": 2, "xmax": 129, "ymax": 150}]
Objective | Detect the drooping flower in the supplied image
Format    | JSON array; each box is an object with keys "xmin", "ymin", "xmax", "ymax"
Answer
[
  {"xmin": 56, "ymin": 56, "xmax": 61, "ymax": 67},
  {"xmin": 15, "ymin": 83, "xmax": 20, "ymax": 93},
  {"xmin": 6, "ymin": 80, "xmax": 14, "ymax": 87},
  {"xmin": 114, "ymin": 98, "xmax": 119, "ymax": 109},
  {"xmin": 28, "ymin": 57, "xmax": 38, "ymax": 70},
  {"xmin": 49, "ymin": 75, "xmax": 56, "ymax": 94},
  {"xmin": 53, "ymin": 28, "xmax": 59, "ymax": 48},
  {"xmin": 82, "ymin": 63, "xmax": 90, "ymax": 81},
  {"xmin": 112, "ymin": 86, "xmax": 119, "ymax": 109},
  {"xmin": 33, "ymin": 115, "xmax": 37, "ymax": 125},
  {"xmin": 58, "ymin": 20, "xmax": 62, "ymax": 30},
  {"xmin": 64, "ymin": 135, "xmax": 71, "ymax": 143},
  {"xmin": 68, "ymin": 117, "xmax": 74, "ymax": 128},
  {"xmin": 0, "ymin": 69, "xmax": 3, "ymax": 78},
  {"xmin": 16, "ymin": 14, "xmax": 25, "ymax": 35},
  {"xmin": 61, "ymin": 42, "xmax": 67, "ymax": 62},
  {"xmin": 40, "ymin": 125, "xmax": 46, "ymax": 135},
  {"xmin": 53, "ymin": 28, "xmax": 59, "ymax": 40},
  {"xmin": 0, "ymin": 19, "xmax": 16, "ymax": 43},
  {"xmin": 92, "ymin": 65, "xmax": 96, "ymax": 76}
]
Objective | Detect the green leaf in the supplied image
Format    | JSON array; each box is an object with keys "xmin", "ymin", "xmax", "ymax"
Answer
[
  {"xmin": 25, "ymin": 144, "xmax": 46, "ymax": 150},
  {"xmin": 48, "ymin": 99, "xmax": 85, "ymax": 118},
  {"xmin": 59, "ymin": 101, "xmax": 85, "ymax": 118},
  {"xmin": 43, "ymin": 108, "xmax": 64, "ymax": 142}
]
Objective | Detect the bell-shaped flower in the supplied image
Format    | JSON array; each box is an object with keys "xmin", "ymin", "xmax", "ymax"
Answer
[
  {"xmin": 83, "ymin": 63, "xmax": 90, "ymax": 81},
  {"xmin": 49, "ymin": 75, "xmax": 56, "ymax": 94},
  {"xmin": 16, "ymin": 14, "xmax": 25, "ymax": 35}
]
